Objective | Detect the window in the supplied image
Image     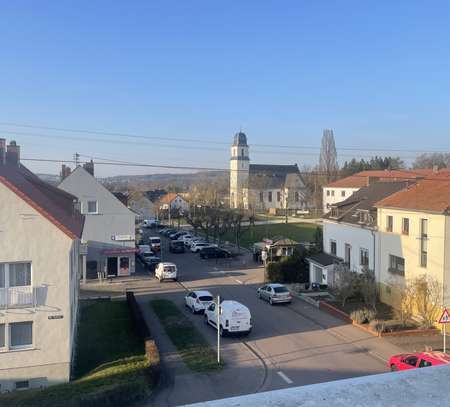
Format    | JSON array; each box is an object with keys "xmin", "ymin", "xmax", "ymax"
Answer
[
  {"xmin": 87, "ymin": 200, "xmax": 98, "ymax": 214},
  {"xmin": 295, "ymin": 192, "xmax": 299, "ymax": 202},
  {"xmin": 326, "ymin": 190, "xmax": 330, "ymax": 197},
  {"xmin": 268, "ymin": 192, "xmax": 272, "ymax": 202},
  {"xmin": 402, "ymin": 218, "xmax": 409, "ymax": 235},
  {"xmin": 0, "ymin": 324, "xmax": 4, "ymax": 348},
  {"xmin": 345, "ymin": 244, "xmax": 351, "ymax": 266},
  {"xmin": 418, "ymin": 359, "xmax": 433, "ymax": 368},
  {"xmin": 259, "ymin": 192, "xmax": 264, "ymax": 202},
  {"xmin": 341, "ymin": 190, "xmax": 346, "ymax": 197},
  {"xmin": 330, "ymin": 208, "xmax": 338, "ymax": 218},
  {"xmin": 15, "ymin": 381, "xmax": 29, "ymax": 390},
  {"xmin": 9, "ymin": 263, "xmax": 31, "ymax": 287},
  {"xmin": 386, "ymin": 215, "xmax": 393, "ymax": 232},
  {"xmin": 0, "ymin": 264, "xmax": 4, "ymax": 288},
  {"xmin": 277, "ymin": 192, "xmax": 281, "ymax": 202},
  {"xmin": 330, "ymin": 240, "xmax": 337, "ymax": 256},
  {"xmin": 389, "ymin": 255, "xmax": 405, "ymax": 276},
  {"xmin": 10, "ymin": 322, "xmax": 33, "ymax": 349},
  {"xmin": 360, "ymin": 248, "xmax": 369, "ymax": 267},
  {"xmin": 420, "ymin": 219, "xmax": 428, "ymax": 267},
  {"xmin": 331, "ymin": 190, "xmax": 335, "ymax": 197}
]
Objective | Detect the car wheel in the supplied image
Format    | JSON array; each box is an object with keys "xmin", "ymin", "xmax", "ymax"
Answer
[
  {"xmin": 390, "ymin": 364, "xmax": 398, "ymax": 372},
  {"xmin": 220, "ymin": 326, "xmax": 226, "ymax": 337}
]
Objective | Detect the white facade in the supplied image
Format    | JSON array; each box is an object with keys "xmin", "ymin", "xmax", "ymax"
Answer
[
  {"xmin": 323, "ymin": 186, "xmax": 360, "ymax": 213},
  {"xmin": 160, "ymin": 194, "xmax": 190, "ymax": 213},
  {"xmin": 0, "ymin": 182, "xmax": 81, "ymax": 391},
  {"xmin": 323, "ymin": 220, "xmax": 377, "ymax": 275},
  {"xmin": 230, "ymin": 137, "xmax": 250, "ymax": 209}
]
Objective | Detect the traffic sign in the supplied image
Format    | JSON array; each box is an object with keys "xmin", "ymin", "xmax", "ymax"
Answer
[{"xmin": 438, "ymin": 308, "xmax": 450, "ymax": 324}]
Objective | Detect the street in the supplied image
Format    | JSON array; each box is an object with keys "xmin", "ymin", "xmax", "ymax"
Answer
[{"xmin": 125, "ymin": 230, "xmax": 405, "ymax": 407}]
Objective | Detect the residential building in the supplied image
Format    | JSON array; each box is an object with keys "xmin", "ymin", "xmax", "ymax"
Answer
[
  {"xmin": 158, "ymin": 193, "xmax": 189, "ymax": 213},
  {"xmin": 322, "ymin": 169, "xmax": 432, "ymax": 213},
  {"xmin": 375, "ymin": 179, "xmax": 450, "ymax": 309},
  {"xmin": 229, "ymin": 132, "xmax": 307, "ymax": 212},
  {"xmin": 316, "ymin": 181, "xmax": 409, "ymax": 287},
  {"xmin": 145, "ymin": 189, "xmax": 167, "ymax": 203},
  {"xmin": 0, "ymin": 139, "xmax": 85, "ymax": 391},
  {"xmin": 59, "ymin": 163, "xmax": 136, "ymax": 279},
  {"xmin": 128, "ymin": 193, "xmax": 156, "ymax": 221}
]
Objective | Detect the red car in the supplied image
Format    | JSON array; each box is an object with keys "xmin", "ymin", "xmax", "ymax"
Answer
[{"xmin": 389, "ymin": 352, "xmax": 450, "ymax": 371}]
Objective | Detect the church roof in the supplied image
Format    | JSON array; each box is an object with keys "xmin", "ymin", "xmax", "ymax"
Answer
[
  {"xmin": 248, "ymin": 164, "xmax": 303, "ymax": 189},
  {"xmin": 233, "ymin": 132, "xmax": 248, "ymax": 146}
]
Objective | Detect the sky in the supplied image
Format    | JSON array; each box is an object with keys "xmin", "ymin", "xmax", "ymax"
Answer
[{"xmin": 1, "ymin": 1, "xmax": 449, "ymax": 177}]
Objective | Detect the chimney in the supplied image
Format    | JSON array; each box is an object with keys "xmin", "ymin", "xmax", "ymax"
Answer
[
  {"xmin": 60, "ymin": 164, "xmax": 72, "ymax": 181},
  {"xmin": 0, "ymin": 138, "xmax": 5, "ymax": 165},
  {"xmin": 366, "ymin": 176, "xmax": 380, "ymax": 186},
  {"xmin": 83, "ymin": 159, "xmax": 94, "ymax": 176},
  {"xmin": 5, "ymin": 141, "xmax": 20, "ymax": 166}
]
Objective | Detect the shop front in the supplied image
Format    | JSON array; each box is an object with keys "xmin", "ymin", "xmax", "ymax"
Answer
[{"xmin": 102, "ymin": 247, "xmax": 138, "ymax": 277}]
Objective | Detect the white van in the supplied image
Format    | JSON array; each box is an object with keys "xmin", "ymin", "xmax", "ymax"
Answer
[
  {"xmin": 155, "ymin": 262, "xmax": 177, "ymax": 281},
  {"xmin": 204, "ymin": 300, "xmax": 252, "ymax": 336}
]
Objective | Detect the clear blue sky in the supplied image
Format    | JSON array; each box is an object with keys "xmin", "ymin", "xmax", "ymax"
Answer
[{"xmin": 1, "ymin": 1, "xmax": 449, "ymax": 176}]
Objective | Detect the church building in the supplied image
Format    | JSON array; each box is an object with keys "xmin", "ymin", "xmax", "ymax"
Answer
[{"xmin": 229, "ymin": 132, "xmax": 308, "ymax": 212}]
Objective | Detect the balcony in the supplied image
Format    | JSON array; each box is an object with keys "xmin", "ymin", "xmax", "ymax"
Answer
[{"xmin": 0, "ymin": 286, "xmax": 35, "ymax": 309}]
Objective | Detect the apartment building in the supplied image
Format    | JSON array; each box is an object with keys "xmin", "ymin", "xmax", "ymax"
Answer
[
  {"xmin": 375, "ymin": 179, "xmax": 450, "ymax": 308},
  {"xmin": 0, "ymin": 139, "xmax": 85, "ymax": 391}
]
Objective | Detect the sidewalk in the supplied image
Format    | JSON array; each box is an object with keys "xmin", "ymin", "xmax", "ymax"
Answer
[{"xmin": 291, "ymin": 298, "xmax": 405, "ymax": 363}]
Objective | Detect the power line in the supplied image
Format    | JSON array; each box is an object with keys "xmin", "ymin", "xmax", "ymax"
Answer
[{"xmin": 0, "ymin": 121, "xmax": 448, "ymax": 155}]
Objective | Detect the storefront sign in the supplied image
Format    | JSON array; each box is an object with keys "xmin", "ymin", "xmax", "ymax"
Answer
[
  {"xmin": 48, "ymin": 315, "xmax": 64, "ymax": 320},
  {"xmin": 111, "ymin": 234, "xmax": 135, "ymax": 241}
]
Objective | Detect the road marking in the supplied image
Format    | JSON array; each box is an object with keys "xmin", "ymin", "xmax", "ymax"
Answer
[
  {"xmin": 277, "ymin": 371, "xmax": 293, "ymax": 384},
  {"xmin": 235, "ymin": 279, "xmax": 244, "ymax": 285}
]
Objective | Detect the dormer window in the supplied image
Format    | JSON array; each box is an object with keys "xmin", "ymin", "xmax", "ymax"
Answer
[{"xmin": 330, "ymin": 208, "xmax": 338, "ymax": 218}]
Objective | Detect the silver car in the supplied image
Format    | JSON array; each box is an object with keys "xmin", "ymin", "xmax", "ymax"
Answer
[{"xmin": 257, "ymin": 283, "xmax": 292, "ymax": 305}]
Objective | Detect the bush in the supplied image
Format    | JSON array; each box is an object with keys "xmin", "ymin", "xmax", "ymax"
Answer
[
  {"xmin": 266, "ymin": 250, "xmax": 309, "ymax": 284},
  {"xmin": 369, "ymin": 319, "xmax": 385, "ymax": 333},
  {"xmin": 350, "ymin": 308, "xmax": 376, "ymax": 324}
]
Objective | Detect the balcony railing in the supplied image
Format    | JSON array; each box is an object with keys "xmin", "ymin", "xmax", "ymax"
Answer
[{"xmin": 0, "ymin": 286, "xmax": 35, "ymax": 309}]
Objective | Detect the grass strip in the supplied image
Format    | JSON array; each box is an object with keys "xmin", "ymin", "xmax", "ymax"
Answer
[{"xmin": 150, "ymin": 299, "xmax": 223, "ymax": 372}]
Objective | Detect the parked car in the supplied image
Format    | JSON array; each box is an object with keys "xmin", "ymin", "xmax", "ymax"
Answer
[
  {"xmin": 169, "ymin": 231, "xmax": 189, "ymax": 240},
  {"xmin": 184, "ymin": 290, "xmax": 214, "ymax": 314},
  {"xmin": 186, "ymin": 237, "xmax": 206, "ymax": 248},
  {"xmin": 169, "ymin": 240, "xmax": 185, "ymax": 253},
  {"xmin": 137, "ymin": 244, "xmax": 151, "ymax": 260},
  {"xmin": 149, "ymin": 236, "xmax": 161, "ymax": 252},
  {"xmin": 155, "ymin": 262, "xmax": 177, "ymax": 281},
  {"xmin": 257, "ymin": 283, "xmax": 292, "ymax": 305},
  {"xmin": 204, "ymin": 300, "xmax": 252, "ymax": 336},
  {"xmin": 143, "ymin": 218, "xmax": 159, "ymax": 228},
  {"xmin": 389, "ymin": 352, "xmax": 450, "ymax": 371},
  {"xmin": 141, "ymin": 251, "xmax": 161, "ymax": 266},
  {"xmin": 191, "ymin": 242, "xmax": 216, "ymax": 253},
  {"xmin": 199, "ymin": 247, "xmax": 231, "ymax": 259},
  {"xmin": 181, "ymin": 234, "xmax": 194, "ymax": 245},
  {"xmin": 162, "ymin": 228, "xmax": 176, "ymax": 237}
]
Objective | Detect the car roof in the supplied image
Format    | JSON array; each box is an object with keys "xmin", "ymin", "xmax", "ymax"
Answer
[
  {"xmin": 160, "ymin": 262, "xmax": 176, "ymax": 266},
  {"xmin": 267, "ymin": 283, "xmax": 285, "ymax": 288},
  {"xmin": 191, "ymin": 290, "xmax": 213, "ymax": 296},
  {"xmin": 220, "ymin": 300, "xmax": 249, "ymax": 311},
  {"xmin": 150, "ymin": 236, "xmax": 160, "ymax": 239}
]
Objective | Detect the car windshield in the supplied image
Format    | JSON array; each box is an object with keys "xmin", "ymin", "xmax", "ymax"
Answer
[
  {"xmin": 199, "ymin": 295, "xmax": 213, "ymax": 301},
  {"xmin": 173, "ymin": 241, "xmax": 184, "ymax": 246},
  {"xmin": 274, "ymin": 286, "xmax": 289, "ymax": 293},
  {"xmin": 150, "ymin": 238, "xmax": 160, "ymax": 243},
  {"xmin": 164, "ymin": 266, "xmax": 175, "ymax": 272}
]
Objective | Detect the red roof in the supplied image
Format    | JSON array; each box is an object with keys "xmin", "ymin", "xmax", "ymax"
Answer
[
  {"xmin": 160, "ymin": 193, "xmax": 182, "ymax": 204},
  {"xmin": 326, "ymin": 170, "xmax": 432, "ymax": 188},
  {"xmin": 0, "ymin": 163, "xmax": 84, "ymax": 239},
  {"xmin": 375, "ymin": 179, "xmax": 450, "ymax": 213}
]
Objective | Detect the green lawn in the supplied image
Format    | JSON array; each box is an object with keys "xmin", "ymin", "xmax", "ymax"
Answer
[
  {"xmin": 151, "ymin": 299, "xmax": 223, "ymax": 371},
  {"xmin": 0, "ymin": 300, "xmax": 155, "ymax": 407},
  {"xmin": 223, "ymin": 222, "xmax": 320, "ymax": 249}
]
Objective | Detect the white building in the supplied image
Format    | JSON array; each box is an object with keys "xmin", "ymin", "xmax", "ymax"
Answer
[
  {"xmin": 0, "ymin": 139, "xmax": 85, "ymax": 391},
  {"xmin": 230, "ymin": 132, "xmax": 307, "ymax": 212},
  {"xmin": 311, "ymin": 181, "xmax": 409, "ymax": 287},
  {"xmin": 59, "ymin": 163, "xmax": 136, "ymax": 279},
  {"xmin": 322, "ymin": 169, "xmax": 432, "ymax": 214},
  {"xmin": 158, "ymin": 193, "xmax": 189, "ymax": 213}
]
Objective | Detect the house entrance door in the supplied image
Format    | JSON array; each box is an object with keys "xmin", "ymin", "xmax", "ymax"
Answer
[{"xmin": 107, "ymin": 257, "xmax": 118, "ymax": 277}]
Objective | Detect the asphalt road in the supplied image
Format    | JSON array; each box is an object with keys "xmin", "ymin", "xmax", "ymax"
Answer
[{"xmin": 136, "ymin": 230, "xmax": 402, "ymax": 407}]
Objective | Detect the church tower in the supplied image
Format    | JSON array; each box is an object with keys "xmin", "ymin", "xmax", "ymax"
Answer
[{"xmin": 229, "ymin": 131, "xmax": 250, "ymax": 209}]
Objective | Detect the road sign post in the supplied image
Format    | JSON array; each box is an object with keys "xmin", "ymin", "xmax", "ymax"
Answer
[
  {"xmin": 438, "ymin": 308, "xmax": 450, "ymax": 353},
  {"xmin": 217, "ymin": 295, "xmax": 221, "ymax": 364}
]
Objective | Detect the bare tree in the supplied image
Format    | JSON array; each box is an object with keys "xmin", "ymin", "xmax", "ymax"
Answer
[
  {"xmin": 319, "ymin": 129, "xmax": 339, "ymax": 184},
  {"xmin": 359, "ymin": 268, "xmax": 377, "ymax": 311},
  {"xmin": 413, "ymin": 153, "xmax": 450, "ymax": 169},
  {"xmin": 333, "ymin": 263, "xmax": 357, "ymax": 307}
]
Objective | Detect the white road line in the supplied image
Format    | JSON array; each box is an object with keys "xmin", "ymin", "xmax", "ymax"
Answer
[
  {"xmin": 235, "ymin": 279, "xmax": 244, "ymax": 285},
  {"xmin": 277, "ymin": 371, "xmax": 293, "ymax": 384}
]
